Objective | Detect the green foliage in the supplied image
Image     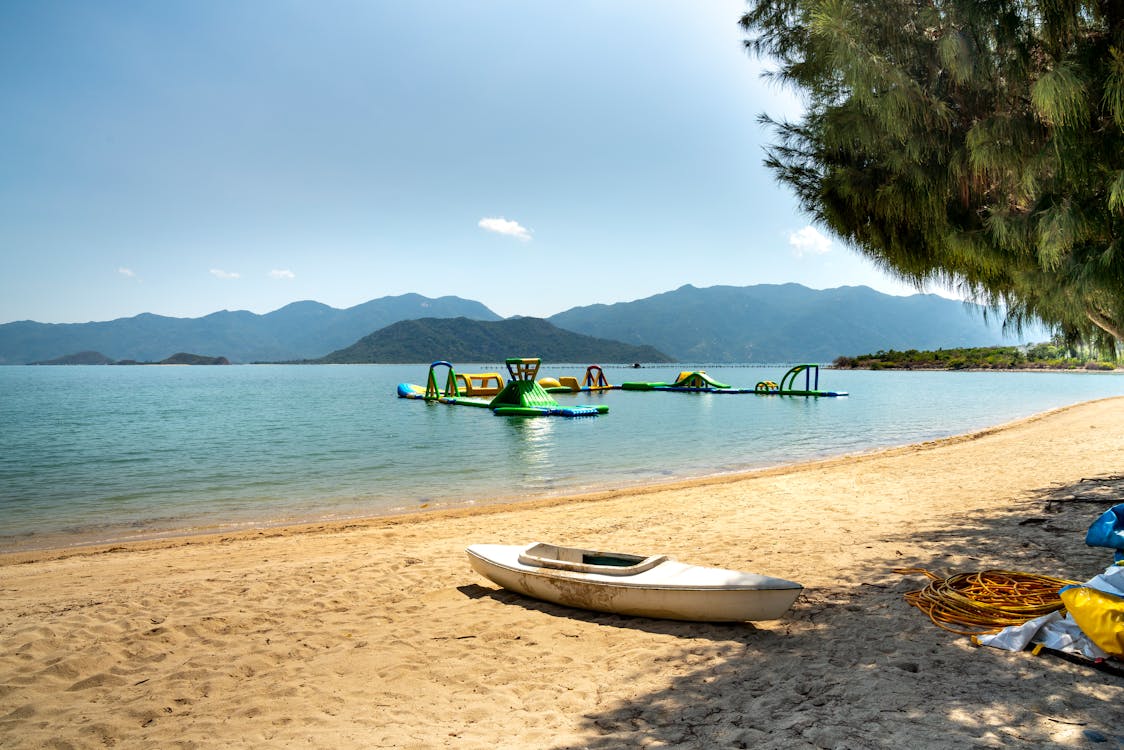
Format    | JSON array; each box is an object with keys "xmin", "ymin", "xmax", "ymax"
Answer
[
  {"xmin": 833, "ymin": 344, "xmax": 1119, "ymax": 370},
  {"xmin": 741, "ymin": 0, "xmax": 1124, "ymax": 346},
  {"xmin": 1031, "ymin": 62, "xmax": 1090, "ymax": 128}
]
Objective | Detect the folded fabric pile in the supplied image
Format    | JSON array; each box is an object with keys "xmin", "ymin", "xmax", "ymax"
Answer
[{"xmin": 977, "ymin": 504, "xmax": 1124, "ymax": 661}]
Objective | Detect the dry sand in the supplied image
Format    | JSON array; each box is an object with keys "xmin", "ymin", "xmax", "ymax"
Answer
[{"xmin": 2, "ymin": 398, "xmax": 1124, "ymax": 749}]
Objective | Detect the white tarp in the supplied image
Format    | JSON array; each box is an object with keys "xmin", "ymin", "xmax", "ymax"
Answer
[{"xmin": 975, "ymin": 563, "xmax": 1124, "ymax": 661}]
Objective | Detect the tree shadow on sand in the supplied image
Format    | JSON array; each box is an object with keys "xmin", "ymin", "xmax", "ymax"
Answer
[{"xmin": 489, "ymin": 475, "xmax": 1124, "ymax": 750}]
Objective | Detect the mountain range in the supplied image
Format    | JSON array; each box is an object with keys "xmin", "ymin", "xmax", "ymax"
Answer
[
  {"xmin": 0, "ymin": 284, "xmax": 1042, "ymax": 364},
  {"xmin": 547, "ymin": 283, "xmax": 1039, "ymax": 363},
  {"xmin": 0, "ymin": 294, "xmax": 498, "ymax": 365}
]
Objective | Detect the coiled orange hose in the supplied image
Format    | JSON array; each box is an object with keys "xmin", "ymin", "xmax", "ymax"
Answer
[{"xmin": 893, "ymin": 568, "xmax": 1079, "ymax": 635}]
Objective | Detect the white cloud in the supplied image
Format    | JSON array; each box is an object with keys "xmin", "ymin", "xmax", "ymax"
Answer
[
  {"xmin": 788, "ymin": 226, "xmax": 833, "ymax": 258},
  {"xmin": 117, "ymin": 267, "xmax": 136, "ymax": 278},
  {"xmin": 269, "ymin": 269, "xmax": 296, "ymax": 280},
  {"xmin": 210, "ymin": 268, "xmax": 241, "ymax": 280},
  {"xmin": 478, "ymin": 217, "xmax": 532, "ymax": 241}
]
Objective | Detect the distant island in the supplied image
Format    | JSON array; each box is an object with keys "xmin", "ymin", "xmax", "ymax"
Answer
[
  {"xmin": 33, "ymin": 351, "xmax": 231, "ymax": 366},
  {"xmin": 833, "ymin": 344, "xmax": 1118, "ymax": 371}
]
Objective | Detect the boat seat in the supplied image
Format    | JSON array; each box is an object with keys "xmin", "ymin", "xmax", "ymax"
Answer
[{"xmin": 519, "ymin": 543, "xmax": 668, "ymax": 576}]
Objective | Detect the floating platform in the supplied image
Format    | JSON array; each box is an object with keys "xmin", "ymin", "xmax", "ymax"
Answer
[
  {"xmin": 620, "ymin": 364, "xmax": 847, "ymax": 397},
  {"xmin": 537, "ymin": 364, "xmax": 616, "ymax": 393},
  {"xmin": 397, "ymin": 358, "xmax": 609, "ymax": 417}
]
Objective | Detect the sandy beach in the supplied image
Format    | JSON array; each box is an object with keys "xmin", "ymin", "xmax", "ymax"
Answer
[{"xmin": 2, "ymin": 399, "xmax": 1123, "ymax": 749}]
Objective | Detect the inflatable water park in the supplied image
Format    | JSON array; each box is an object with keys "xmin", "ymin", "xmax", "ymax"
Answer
[
  {"xmin": 397, "ymin": 358, "xmax": 609, "ymax": 417},
  {"xmin": 620, "ymin": 364, "xmax": 847, "ymax": 397},
  {"xmin": 538, "ymin": 364, "xmax": 614, "ymax": 393},
  {"xmin": 398, "ymin": 359, "xmax": 847, "ymax": 416}
]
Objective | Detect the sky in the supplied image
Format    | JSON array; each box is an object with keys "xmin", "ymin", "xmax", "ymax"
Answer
[{"xmin": 0, "ymin": 0, "xmax": 959, "ymax": 324}]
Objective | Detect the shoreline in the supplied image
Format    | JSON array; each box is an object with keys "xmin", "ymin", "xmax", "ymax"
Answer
[
  {"xmin": 3, "ymin": 397, "xmax": 1123, "ymax": 746},
  {"xmin": 2, "ymin": 397, "xmax": 1114, "ymax": 568}
]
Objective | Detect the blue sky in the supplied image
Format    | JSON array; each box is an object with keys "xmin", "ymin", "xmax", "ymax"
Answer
[{"xmin": 1, "ymin": 1, "xmax": 954, "ymax": 324}]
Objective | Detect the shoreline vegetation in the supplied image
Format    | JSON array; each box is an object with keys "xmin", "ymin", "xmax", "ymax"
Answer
[
  {"xmin": 1, "ymin": 398, "xmax": 1122, "ymax": 747},
  {"xmin": 833, "ymin": 343, "xmax": 1120, "ymax": 371}
]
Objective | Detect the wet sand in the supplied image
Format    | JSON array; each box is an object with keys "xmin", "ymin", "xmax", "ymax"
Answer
[{"xmin": 2, "ymin": 398, "xmax": 1123, "ymax": 748}]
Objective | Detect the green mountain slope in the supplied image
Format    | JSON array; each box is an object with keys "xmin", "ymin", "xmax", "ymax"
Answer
[
  {"xmin": 317, "ymin": 317, "xmax": 673, "ymax": 364},
  {"xmin": 548, "ymin": 283, "xmax": 1044, "ymax": 362}
]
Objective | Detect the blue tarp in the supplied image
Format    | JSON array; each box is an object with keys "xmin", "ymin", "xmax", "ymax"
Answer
[{"xmin": 1086, "ymin": 503, "xmax": 1124, "ymax": 562}]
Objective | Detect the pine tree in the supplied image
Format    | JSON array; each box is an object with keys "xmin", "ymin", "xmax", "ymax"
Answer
[{"xmin": 741, "ymin": 0, "xmax": 1124, "ymax": 344}]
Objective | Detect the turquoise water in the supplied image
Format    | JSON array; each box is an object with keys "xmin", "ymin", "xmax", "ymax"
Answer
[{"xmin": 3, "ymin": 363, "xmax": 1124, "ymax": 552}]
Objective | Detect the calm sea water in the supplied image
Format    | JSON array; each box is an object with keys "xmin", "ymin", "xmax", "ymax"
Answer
[{"xmin": 3, "ymin": 363, "xmax": 1123, "ymax": 552}]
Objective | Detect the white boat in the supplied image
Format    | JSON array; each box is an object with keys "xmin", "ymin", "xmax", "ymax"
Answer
[{"xmin": 465, "ymin": 542, "xmax": 803, "ymax": 622}]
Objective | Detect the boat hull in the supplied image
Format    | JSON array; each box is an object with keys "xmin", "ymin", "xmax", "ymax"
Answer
[{"xmin": 466, "ymin": 543, "xmax": 802, "ymax": 622}]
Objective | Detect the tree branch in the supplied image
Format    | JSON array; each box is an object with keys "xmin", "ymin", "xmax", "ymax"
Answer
[{"xmin": 1085, "ymin": 307, "xmax": 1124, "ymax": 341}]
